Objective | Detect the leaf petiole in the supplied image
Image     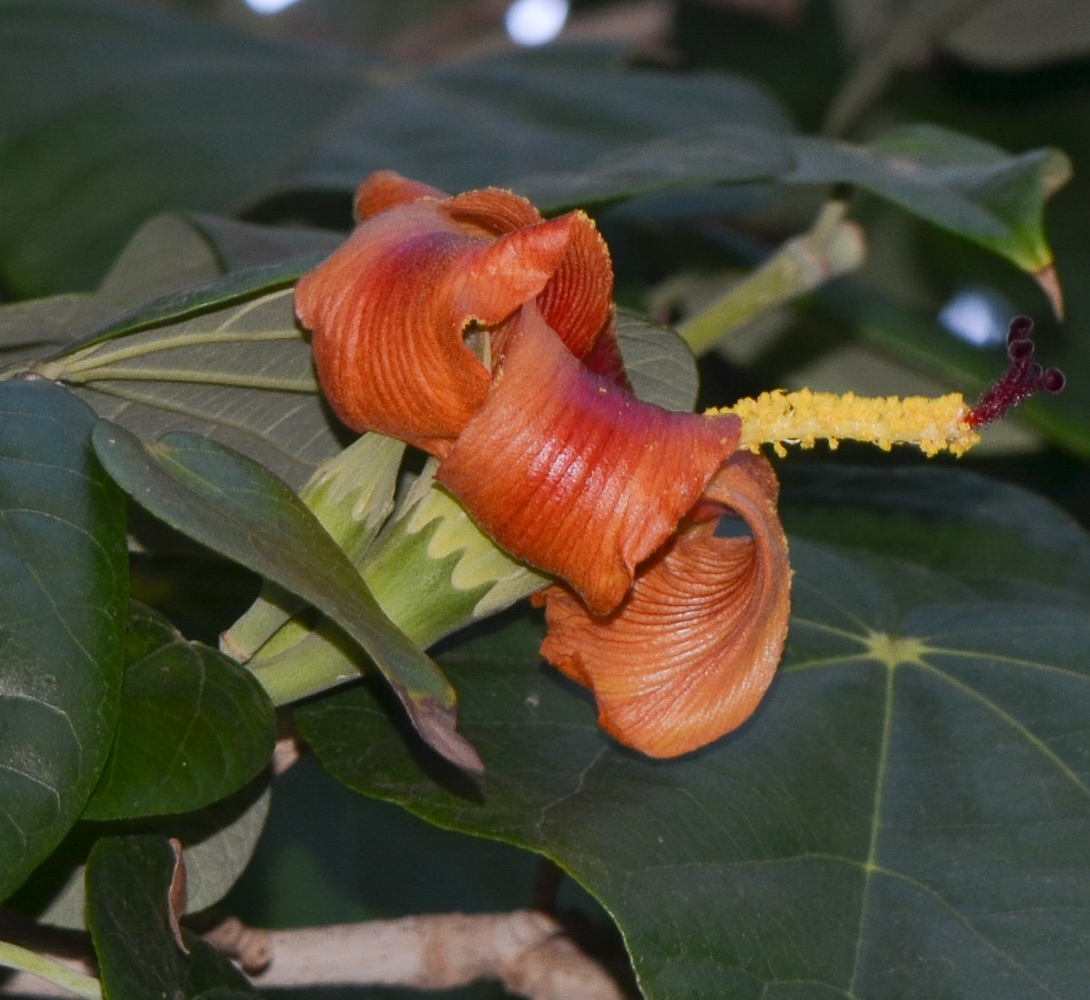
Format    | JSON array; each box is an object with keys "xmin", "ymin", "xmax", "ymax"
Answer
[{"xmin": 0, "ymin": 939, "xmax": 102, "ymax": 1000}]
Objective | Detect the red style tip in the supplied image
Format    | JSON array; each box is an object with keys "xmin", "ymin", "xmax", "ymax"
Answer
[{"xmin": 966, "ymin": 316, "xmax": 1066, "ymax": 429}]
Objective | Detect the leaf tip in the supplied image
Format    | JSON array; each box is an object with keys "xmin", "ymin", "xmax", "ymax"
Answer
[
  {"xmin": 1033, "ymin": 263, "xmax": 1064, "ymax": 321},
  {"xmin": 407, "ymin": 699, "xmax": 485, "ymax": 774}
]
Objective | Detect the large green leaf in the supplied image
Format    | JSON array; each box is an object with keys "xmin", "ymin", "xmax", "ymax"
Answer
[
  {"xmin": 515, "ymin": 123, "xmax": 1068, "ymax": 285},
  {"xmin": 5, "ymin": 277, "xmax": 334, "ymax": 490},
  {"xmin": 81, "ymin": 604, "xmax": 275, "ymax": 821},
  {"xmin": 779, "ymin": 462, "xmax": 1090, "ymax": 597},
  {"xmin": 0, "ymin": 380, "xmax": 127, "ymax": 901},
  {"xmin": 0, "ymin": 214, "xmax": 344, "ymax": 489},
  {"xmin": 0, "ymin": 4, "xmax": 790, "ymax": 296},
  {"xmin": 295, "ymin": 44, "xmax": 792, "ymax": 195},
  {"xmin": 91, "ymin": 424, "xmax": 481, "ymax": 773},
  {"xmin": 0, "ymin": 0, "xmax": 361, "ymax": 296},
  {"xmin": 297, "ymin": 536, "xmax": 1090, "ymax": 1000},
  {"xmin": 0, "ymin": 3, "xmax": 1067, "ymax": 304},
  {"xmin": 87, "ymin": 835, "xmax": 254, "ymax": 1000}
]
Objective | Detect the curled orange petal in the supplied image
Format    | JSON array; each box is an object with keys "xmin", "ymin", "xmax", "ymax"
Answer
[
  {"xmin": 437, "ymin": 306, "xmax": 742, "ymax": 615},
  {"xmin": 296, "ymin": 173, "xmax": 617, "ymax": 457},
  {"xmin": 354, "ymin": 170, "xmax": 447, "ymax": 221},
  {"xmin": 535, "ymin": 451, "xmax": 791, "ymax": 758}
]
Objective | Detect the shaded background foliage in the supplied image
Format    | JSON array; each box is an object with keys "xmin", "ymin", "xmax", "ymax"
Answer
[{"xmin": 4, "ymin": 1, "xmax": 1090, "ymax": 999}]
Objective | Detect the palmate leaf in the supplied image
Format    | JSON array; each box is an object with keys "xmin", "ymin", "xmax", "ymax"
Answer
[
  {"xmin": 0, "ymin": 381, "xmax": 127, "ymax": 902},
  {"xmin": 297, "ymin": 538, "xmax": 1090, "ymax": 1000}
]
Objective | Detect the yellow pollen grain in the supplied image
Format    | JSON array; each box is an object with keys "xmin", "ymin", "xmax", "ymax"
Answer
[{"xmin": 708, "ymin": 389, "xmax": 980, "ymax": 458}]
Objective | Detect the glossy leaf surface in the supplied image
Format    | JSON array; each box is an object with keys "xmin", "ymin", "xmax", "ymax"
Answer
[
  {"xmin": 91, "ymin": 424, "xmax": 479, "ymax": 772},
  {"xmin": 82, "ymin": 604, "xmax": 275, "ymax": 821},
  {"xmin": 298, "ymin": 531, "xmax": 1090, "ymax": 1000},
  {"xmin": 0, "ymin": 381, "xmax": 127, "ymax": 901}
]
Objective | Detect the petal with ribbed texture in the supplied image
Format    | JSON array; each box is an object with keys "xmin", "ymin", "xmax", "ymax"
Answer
[
  {"xmin": 536, "ymin": 452, "xmax": 790, "ymax": 758},
  {"xmin": 438, "ymin": 308, "xmax": 741, "ymax": 614}
]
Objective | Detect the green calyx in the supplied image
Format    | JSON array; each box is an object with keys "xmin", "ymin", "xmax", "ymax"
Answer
[{"xmin": 224, "ymin": 439, "xmax": 546, "ymax": 705}]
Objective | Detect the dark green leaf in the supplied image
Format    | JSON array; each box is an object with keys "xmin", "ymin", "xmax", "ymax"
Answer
[
  {"xmin": 0, "ymin": 380, "xmax": 127, "ymax": 901},
  {"xmin": 489, "ymin": 122, "xmax": 793, "ymax": 210},
  {"xmin": 779, "ymin": 462, "xmax": 1090, "ymax": 596},
  {"xmin": 91, "ymin": 424, "xmax": 480, "ymax": 773},
  {"xmin": 290, "ymin": 43, "xmax": 793, "ymax": 196},
  {"xmin": 87, "ymin": 834, "xmax": 254, "ymax": 1000},
  {"xmin": 81, "ymin": 604, "xmax": 275, "ymax": 821},
  {"xmin": 95, "ymin": 214, "xmax": 228, "ymax": 311},
  {"xmin": 791, "ymin": 124, "xmax": 1070, "ymax": 278},
  {"xmin": 615, "ymin": 311, "xmax": 699, "ymax": 412},
  {"xmin": 0, "ymin": 0, "xmax": 361, "ymax": 295},
  {"xmin": 183, "ymin": 213, "xmax": 342, "ymax": 274},
  {"xmin": 514, "ymin": 124, "xmax": 1068, "ymax": 283},
  {"xmin": 20, "ymin": 777, "xmax": 272, "ymax": 930},
  {"xmin": 298, "ymin": 538, "xmax": 1090, "ymax": 1000}
]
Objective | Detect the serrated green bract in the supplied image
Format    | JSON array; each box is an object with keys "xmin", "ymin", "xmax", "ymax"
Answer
[{"xmin": 91, "ymin": 423, "xmax": 480, "ymax": 773}]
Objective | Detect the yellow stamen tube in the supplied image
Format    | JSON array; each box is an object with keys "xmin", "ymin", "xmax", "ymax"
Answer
[{"xmin": 710, "ymin": 388, "xmax": 980, "ymax": 459}]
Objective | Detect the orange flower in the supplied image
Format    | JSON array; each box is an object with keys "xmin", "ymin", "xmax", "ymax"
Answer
[{"xmin": 295, "ymin": 171, "xmax": 791, "ymax": 758}]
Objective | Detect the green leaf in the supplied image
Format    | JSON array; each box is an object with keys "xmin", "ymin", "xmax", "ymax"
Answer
[
  {"xmin": 792, "ymin": 124, "xmax": 1071, "ymax": 281},
  {"xmin": 0, "ymin": 0, "xmax": 361, "ymax": 296},
  {"xmin": 0, "ymin": 213, "xmax": 344, "ymax": 489},
  {"xmin": 615, "ymin": 311, "xmax": 700, "ymax": 412},
  {"xmin": 81, "ymin": 604, "xmax": 275, "ymax": 821},
  {"xmin": 779, "ymin": 462, "xmax": 1090, "ymax": 597},
  {"xmin": 298, "ymin": 537, "xmax": 1090, "ymax": 1000},
  {"xmin": 0, "ymin": 380, "xmax": 127, "ymax": 901},
  {"xmin": 0, "ymin": 295, "xmax": 120, "ymax": 371},
  {"xmin": 17, "ymin": 777, "xmax": 272, "ymax": 930},
  {"xmin": 95, "ymin": 214, "xmax": 228, "ymax": 310},
  {"xmin": 289, "ymin": 43, "xmax": 793, "ymax": 195},
  {"xmin": 87, "ymin": 835, "xmax": 254, "ymax": 1000},
  {"xmin": 514, "ymin": 123, "xmax": 1068, "ymax": 290},
  {"xmin": 21, "ymin": 281, "xmax": 335, "ymax": 491},
  {"xmin": 0, "ymin": 1, "xmax": 790, "ymax": 295},
  {"xmin": 91, "ymin": 424, "xmax": 481, "ymax": 773}
]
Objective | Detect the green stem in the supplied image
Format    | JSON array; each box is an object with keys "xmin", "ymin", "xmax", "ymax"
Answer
[
  {"xmin": 247, "ymin": 628, "xmax": 366, "ymax": 706},
  {"xmin": 678, "ymin": 201, "xmax": 864, "ymax": 356},
  {"xmin": 0, "ymin": 940, "xmax": 102, "ymax": 1000}
]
